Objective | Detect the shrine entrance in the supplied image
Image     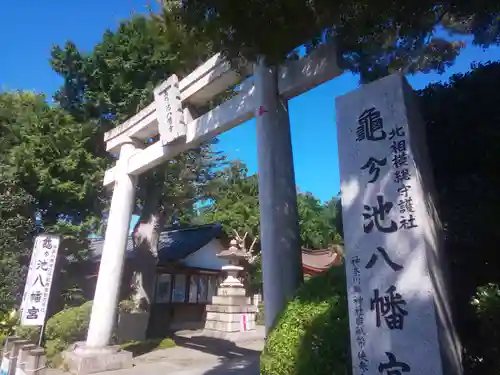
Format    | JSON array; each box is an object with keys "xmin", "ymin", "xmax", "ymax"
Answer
[
  {"xmin": 75, "ymin": 40, "xmax": 461, "ymax": 375},
  {"xmin": 87, "ymin": 44, "xmax": 342, "ymax": 352}
]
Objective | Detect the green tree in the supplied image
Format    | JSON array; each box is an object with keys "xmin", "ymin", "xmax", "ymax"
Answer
[
  {"xmin": 0, "ymin": 91, "xmax": 107, "ymax": 309},
  {"xmin": 417, "ymin": 61, "xmax": 500, "ymax": 375},
  {"xmin": 198, "ymin": 161, "xmax": 260, "ymax": 242},
  {"xmin": 198, "ymin": 161, "xmax": 342, "ymax": 291},
  {"xmin": 0, "ymin": 179, "xmax": 35, "ymax": 310},
  {"xmin": 199, "ymin": 161, "xmax": 342, "ymax": 250},
  {"xmin": 50, "ymin": 12, "xmax": 225, "ymax": 310},
  {"xmin": 178, "ymin": 0, "xmax": 499, "ymax": 82},
  {"xmin": 323, "ymin": 196, "xmax": 343, "ymax": 244},
  {"xmin": 297, "ymin": 192, "xmax": 342, "ymax": 249},
  {"xmin": 0, "ymin": 92, "xmax": 106, "ymax": 239}
]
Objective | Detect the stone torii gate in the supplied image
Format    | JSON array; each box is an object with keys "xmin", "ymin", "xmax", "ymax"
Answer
[
  {"xmin": 65, "ymin": 37, "xmax": 463, "ymax": 375},
  {"xmin": 65, "ymin": 43, "xmax": 343, "ymax": 374}
]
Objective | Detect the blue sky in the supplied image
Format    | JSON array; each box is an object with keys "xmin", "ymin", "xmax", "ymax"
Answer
[{"xmin": 2, "ymin": 0, "xmax": 500, "ymax": 215}]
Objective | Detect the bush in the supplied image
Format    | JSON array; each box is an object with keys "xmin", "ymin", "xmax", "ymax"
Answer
[
  {"xmin": 16, "ymin": 301, "xmax": 93, "ymax": 367},
  {"xmin": 260, "ymin": 267, "xmax": 350, "ymax": 375},
  {"xmin": 468, "ymin": 283, "xmax": 500, "ymax": 374},
  {"xmin": 16, "ymin": 325, "xmax": 40, "ymax": 343},
  {"xmin": 0, "ymin": 308, "xmax": 20, "ymax": 344},
  {"xmin": 44, "ymin": 339, "xmax": 68, "ymax": 367},
  {"xmin": 17, "ymin": 301, "xmax": 93, "ymax": 344},
  {"xmin": 44, "ymin": 301, "xmax": 92, "ymax": 343},
  {"xmin": 118, "ymin": 299, "xmax": 136, "ymax": 313}
]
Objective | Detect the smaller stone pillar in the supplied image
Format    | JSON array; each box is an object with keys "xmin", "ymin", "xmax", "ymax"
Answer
[
  {"xmin": 1, "ymin": 336, "xmax": 18, "ymax": 374},
  {"xmin": 252, "ymin": 294, "xmax": 261, "ymax": 308},
  {"xmin": 7, "ymin": 340, "xmax": 31, "ymax": 375},
  {"xmin": 2, "ymin": 336, "xmax": 19, "ymax": 353},
  {"xmin": 25, "ymin": 348, "xmax": 46, "ymax": 375},
  {"xmin": 204, "ymin": 239, "xmax": 257, "ymax": 335},
  {"xmin": 15, "ymin": 344, "xmax": 37, "ymax": 375}
]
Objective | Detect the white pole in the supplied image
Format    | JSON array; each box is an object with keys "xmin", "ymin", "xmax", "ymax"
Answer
[
  {"xmin": 254, "ymin": 58, "xmax": 303, "ymax": 334},
  {"xmin": 86, "ymin": 141, "xmax": 139, "ymax": 348}
]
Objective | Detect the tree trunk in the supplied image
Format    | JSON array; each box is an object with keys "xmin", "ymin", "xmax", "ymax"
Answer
[{"xmin": 130, "ymin": 184, "xmax": 165, "ymax": 313}]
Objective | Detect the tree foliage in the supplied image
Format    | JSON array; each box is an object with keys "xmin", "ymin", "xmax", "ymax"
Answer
[
  {"xmin": 178, "ymin": 0, "xmax": 500, "ymax": 82},
  {"xmin": 0, "ymin": 92, "xmax": 106, "ymax": 235},
  {"xmin": 297, "ymin": 192, "xmax": 342, "ymax": 249},
  {"xmin": 51, "ymin": 12, "xmax": 213, "ymax": 127},
  {"xmin": 418, "ymin": 61, "xmax": 500, "ymax": 375},
  {"xmin": 0, "ymin": 90, "xmax": 107, "ymax": 310},
  {"xmin": 199, "ymin": 161, "xmax": 342, "ymax": 250},
  {"xmin": 198, "ymin": 161, "xmax": 260, "ymax": 241},
  {"xmin": 50, "ymin": 14, "xmax": 224, "ymax": 219},
  {"xmin": 50, "ymin": 12, "xmax": 226, "ymax": 310},
  {"xmin": 0, "ymin": 179, "xmax": 35, "ymax": 310}
]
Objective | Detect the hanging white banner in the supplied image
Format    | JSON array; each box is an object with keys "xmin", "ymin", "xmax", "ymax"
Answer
[{"xmin": 20, "ymin": 234, "xmax": 60, "ymax": 326}]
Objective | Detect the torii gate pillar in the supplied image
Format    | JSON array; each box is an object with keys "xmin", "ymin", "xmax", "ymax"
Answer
[
  {"xmin": 255, "ymin": 59, "xmax": 303, "ymax": 333},
  {"xmin": 64, "ymin": 141, "xmax": 139, "ymax": 374},
  {"xmin": 86, "ymin": 140, "xmax": 139, "ymax": 348}
]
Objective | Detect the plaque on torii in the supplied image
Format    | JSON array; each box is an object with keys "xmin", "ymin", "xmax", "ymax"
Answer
[{"xmin": 153, "ymin": 74, "xmax": 187, "ymax": 146}]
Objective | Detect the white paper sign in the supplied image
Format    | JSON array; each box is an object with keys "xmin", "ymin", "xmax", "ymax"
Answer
[
  {"xmin": 20, "ymin": 234, "xmax": 60, "ymax": 326},
  {"xmin": 240, "ymin": 314, "xmax": 249, "ymax": 332},
  {"xmin": 154, "ymin": 74, "xmax": 186, "ymax": 146},
  {"xmin": 336, "ymin": 74, "xmax": 446, "ymax": 375},
  {"xmin": 0, "ymin": 355, "xmax": 10, "ymax": 375}
]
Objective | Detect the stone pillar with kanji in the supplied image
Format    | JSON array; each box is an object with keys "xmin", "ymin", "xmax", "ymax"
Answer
[{"xmin": 336, "ymin": 73, "xmax": 462, "ymax": 375}]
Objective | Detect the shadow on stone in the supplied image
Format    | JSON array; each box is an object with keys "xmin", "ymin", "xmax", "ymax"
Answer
[
  {"xmin": 119, "ymin": 337, "xmax": 176, "ymax": 357},
  {"xmin": 170, "ymin": 334, "xmax": 260, "ymax": 360},
  {"xmin": 202, "ymin": 357, "xmax": 260, "ymax": 375}
]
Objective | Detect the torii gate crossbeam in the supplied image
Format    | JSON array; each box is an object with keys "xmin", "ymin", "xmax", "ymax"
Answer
[{"xmin": 102, "ymin": 43, "xmax": 342, "ymax": 183}]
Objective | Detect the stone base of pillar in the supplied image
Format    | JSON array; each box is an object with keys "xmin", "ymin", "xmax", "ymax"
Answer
[
  {"xmin": 63, "ymin": 343, "xmax": 133, "ymax": 375},
  {"xmin": 204, "ymin": 285, "xmax": 257, "ymax": 334}
]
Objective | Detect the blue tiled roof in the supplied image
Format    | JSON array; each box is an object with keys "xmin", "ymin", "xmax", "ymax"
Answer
[
  {"xmin": 156, "ymin": 223, "xmax": 223, "ymax": 265},
  {"xmin": 89, "ymin": 223, "xmax": 223, "ymax": 264}
]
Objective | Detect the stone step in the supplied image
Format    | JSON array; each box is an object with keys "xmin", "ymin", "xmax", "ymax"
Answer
[
  {"xmin": 204, "ymin": 320, "xmax": 256, "ymax": 333},
  {"xmin": 206, "ymin": 312, "xmax": 256, "ymax": 323},
  {"xmin": 205, "ymin": 304, "xmax": 257, "ymax": 314},
  {"xmin": 211, "ymin": 296, "xmax": 251, "ymax": 305}
]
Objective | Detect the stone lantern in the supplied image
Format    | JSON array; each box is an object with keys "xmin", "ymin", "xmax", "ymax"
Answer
[
  {"xmin": 218, "ymin": 239, "xmax": 246, "ymax": 288},
  {"xmin": 204, "ymin": 239, "xmax": 257, "ymax": 335}
]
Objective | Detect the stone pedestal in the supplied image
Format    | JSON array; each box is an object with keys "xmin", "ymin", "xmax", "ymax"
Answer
[
  {"xmin": 204, "ymin": 263, "xmax": 257, "ymax": 334},
  {"xmin": 116, "ymin": 312, "xmax": 149, "ymax": 344},
  {"xmin": 205, "ymin": 291, "xmax": 257, "ymax": 332},
  {"xmin": 336, "ymin": 73, "xmax": 462, "ymax": 375},
  {"xmin": 63, "ymin": 343, "xmax": 132, "ymax": 375}
]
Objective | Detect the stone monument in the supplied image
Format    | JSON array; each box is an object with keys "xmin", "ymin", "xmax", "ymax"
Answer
[
  {"xmin": 336, "ymin": 73, "xmax": 462, "ymax": 375},
  {"xmin": 204, "ymin": 239, "xmax": 257, "ymax": 335}
]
